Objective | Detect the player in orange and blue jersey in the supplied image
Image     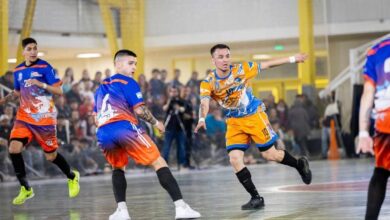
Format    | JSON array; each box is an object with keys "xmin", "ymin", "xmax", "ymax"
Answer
[
  {"xmin": 94, "ymin": 49, "xmax": 200, "ymax": 220},
  {"xmin": 357, "ymin": 37, "xmax": 390, "ymax": 220},
  {"xmin": 195, "ymin": 44, "xmax": 312, "ymax": 210},
  {"xmin": 0, "ymin": 38, "xmax": 79, "ymax": 205}
]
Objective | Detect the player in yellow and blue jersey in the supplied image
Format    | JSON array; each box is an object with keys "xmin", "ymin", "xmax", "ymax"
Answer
[{"xmin": 195, "ymin": 44, "xmax": 312, "ymax": 210}]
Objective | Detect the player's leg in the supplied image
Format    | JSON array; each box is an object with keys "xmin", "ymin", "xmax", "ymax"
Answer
[
  {"xmin": 8, "ymin": 121, "xmax": 34, "ymax": 205},
  {"xmin": 365, "ymin": 132, "xmax": 390, "ymax": 220},
  {"xmin": 33, "ymin": 124, "xmax": 79, "ymax": 197},
  {"xmin": 251, "ymin": 111, "xmax": 312, "ymax": 184},
  {"xmin": 228, "ymin": 149, "xmax": 264, "ymax": 210},
  {"xmin": 150, "ymin": 156, "xmax": 201, "ymax": 219}
]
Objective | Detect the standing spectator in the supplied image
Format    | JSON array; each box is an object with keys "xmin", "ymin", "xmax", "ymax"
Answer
[
  {"xmin": 302, "ymin": 94, "xmax": 320, "ymax": 129},
  {"xmin": 0, "ymin": 71, "xmax": 14, "ymax": 90},
  {"xmin": 104, "ymin": 68, "xmax": 112, "ymax": 79},
  {"xmin": 288, "ymin": 96, "xmax": 311, "ymax": 157},
  {"xmin": 149, "ymin": 69, "xmax": 165, "ymax": 97},
  {"xmin": 92, "ymin": 71, "xmax": 103, "ymax": 91},
  {"xmin": 66, "ymin": 83, "xmax": 82, "ymax": 104},
  {"xmin": 321, "ymin": 93, "xmax": 340, "ymax": 159},
  {"xmin": 64, "ymin": 67, "xmax": 74, "ymax": 84},
  {"xmin": 55, "ymin": 96, "xmax": 72, "ymax": 120},
  {"xmin": 80, "ymin": 69, "xmax": 91, "ymax": 83},
  {"xmin": 168, "ymin": 69, "xmax": 183, "ymax": 89},
  {"xmin": 186, "ymin": 71, "xmax": 200, "ymax": 92},
  {"xmin": 162, "ymin": 86, "xmax": 187, "ymax": 167},
  {"xmin": 138, "ymin": 73, "xmax": 149, "ymax": 99},
  {"xmin": 276, "ymin": 99, "xmax": 289, "ymax": 129}
]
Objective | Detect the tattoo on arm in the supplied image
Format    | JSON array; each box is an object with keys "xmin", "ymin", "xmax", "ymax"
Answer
[
  {"xmin": 199, "ymin": 102, "xmax": 209, "ymax": 118},
  {"xmin": 136, "ymin": 105, "xmax": 157, "ymax": 125}
]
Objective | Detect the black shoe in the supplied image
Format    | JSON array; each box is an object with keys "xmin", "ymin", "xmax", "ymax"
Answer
[
  {"xmin": 298, "ymin": 157, "xmax": 312, "ymax": 185},
  {"xmin": 241, "ymin": 196, "xmax": 265, "ymax": 210}
]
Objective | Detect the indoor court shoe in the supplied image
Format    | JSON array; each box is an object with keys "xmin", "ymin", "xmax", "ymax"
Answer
[
  {"xmin": 109, "ymin": 207, "xmax": 131, "ymax": 220},
  {"xmin": 298, "ymin": 157, "xmax": 312, "ymax": 185},
  {"xmin": 12, "ymin": 186, "xmax": 34, "ymax": 205},
  {"xmin": 175, "ymin": 203, "xmax": 201, "ymax": 219},
  {"xmin": 241, "ymin": 196, "xmax": 264, "ymax": 210},
  {"xmin": 68, "ymin": 170, "xmax": 80, "ymax": 198}
]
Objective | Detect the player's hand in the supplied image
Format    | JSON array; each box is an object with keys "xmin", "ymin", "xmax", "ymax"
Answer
[
  {"xmin": 154, "ymin": 120, "xmax": 165, "ymax": 134},
  {"xmin": 356, "ymin": 136, "xmax": 374, "ymax": 155},
  {"xmin": 25, "ymin": 79, "xmax": 43, "ymax": 87},
  {"xmin": 194, "ymin": 121, "xmax": 206, "ymax": 133},
  {"xmin": 294, "ymin": 53, "xmax": 308, "ymax": 63}
]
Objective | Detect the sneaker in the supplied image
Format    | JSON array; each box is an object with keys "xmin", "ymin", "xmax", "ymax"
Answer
[
  {"xmin": 175, "ymin": 203, "xmax": 201, "ymax": 219},
  {"xmin": 12, "ymin": 186, "xmax": 34, "ymax": 205},
  {"xmin": 241, "ymin": 196, "xmax": 265, "ymax": 210},
  {"xmin": 68, "ymin": 170, "xmax": 80, "ymax": 198},
  {"xmin": 298, "ymin": 157, "xmax": 312, "ymax": 185},
  {"xmin": 109, "ymin": 207, "xmax": 131, "ymax": 220}
]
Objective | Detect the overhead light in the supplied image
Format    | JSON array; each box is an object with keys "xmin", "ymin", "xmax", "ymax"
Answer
[
  {"xmin": 76, "ymin": 53, "xmax": 101, "ymax": 59},
  {"xmin": 38, "ymin": 52, "xmax": 45, "ymax": 57},
  {"xmin": 8, "ymin": 58, "xmax": 17, "ymax": 63},
  {"xmin": 253, "ymin": 54, "xmax": 272, "ymax": 60}
]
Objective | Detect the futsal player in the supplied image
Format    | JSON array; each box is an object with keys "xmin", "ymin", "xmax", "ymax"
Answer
[
  {"xmin": 357, "ymin": 37, "xmax": 390, "ymax": 220},
  {"xmin": 94, "ymin": 49, "xmax": 201, "ymax": 220},
  {"xmin": 0, "ymin": 37, "xmax": 80, "ymax": 205},
  {"xmin": 195, "ymin": 44, "xmax": 312, "ymax": 210}
]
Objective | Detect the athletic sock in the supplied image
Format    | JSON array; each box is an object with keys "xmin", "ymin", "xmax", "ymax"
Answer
[
  {"xmin": 156, "ymin": 167, "xmax": 183, "ymax": 202},
  {"xmin": 112, "ymin": 169, "xmax": 127, "ymax": 203},
  {"xmin": 236, "ymin": 167, "xmax": 260, "ymax": 198},
  {"xmin": 10, "ymin": 153, "xmax": 30, "ymax": 190},
  {"xmin": 365, "ymin": 168, "xmax": 389, "ymax": 220},
  {"xmin": 280, "ymin": 150, "xmax": 299, "ymax": 169},
  {"xmin": 52, "ymin": 153, "xmax": 75, "ymax": 179}
]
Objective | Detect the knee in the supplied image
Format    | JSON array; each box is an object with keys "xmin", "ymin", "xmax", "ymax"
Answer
[
  {"xmin": 261, "ymin": 150, "xmax": 277, "ymax": 161},
  {"xmin": 8, "ymin": 143, "xmax": 23, "ymax": 154},
  {"xmin": 229, "ymin": 155, "xmax": 243, "ymax": 167},
  {"xmin": 45, "ymin": 152, "xmax": 57, "ymax": 161}
]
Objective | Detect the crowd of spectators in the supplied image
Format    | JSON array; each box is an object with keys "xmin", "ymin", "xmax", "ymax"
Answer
[{"xmin": 0, "ymin": 67, "xmax": 327, "ymax": 182}]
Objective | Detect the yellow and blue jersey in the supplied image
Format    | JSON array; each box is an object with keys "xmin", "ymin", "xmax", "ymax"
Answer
[{"xmin": 200, "ymin": 61, "xmax": 262, "ymax": 118}]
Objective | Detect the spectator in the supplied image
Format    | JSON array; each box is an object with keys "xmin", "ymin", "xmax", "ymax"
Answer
[
  {"xmin": 55, "ymin": 96, "xmax": 72, "ymax": 120},
  {"xmin": 64, "ymin": 67, "xmax": 74, "ymax": 83},
  {"xmin": 321, "ymin": 93, "xmax": 340, "ymax": 159},
  {"xmin": 80, "ymin": 69, "xmax": 91, "ymax": 83},
  {"xmin": 276, "ymin": 99, "xmax": 289, "ymax": 129},
  {"xmin": 104, "ymin": 68, "xmax": 112, "ymax": 78},
  {"xmin": 92, "ymin": 71, "xmax": 103, "ymax": 91},
  {"xmin": 162, "ymin": 86, "xmax": 187, "ymax": 167},
  {"xmin": 0, "ymin": 71, "xmax": 14, "ymax": 90},
  {"xmin": 168, "ymin": 69, "xmax": 183, "ymax": 89},
  {"xmin": 66, "ymin": 82, "xmax": 82, "ymax": 104},
  {"xmin": 138, "ymin": 73, "xmax": 149, "ymax": 99},
  {"xmin": 186, "ymin": 71, "xmax": 200, "ymax": 93},
  {"xmin": 149, "ymin": 69, "xmax": 165, "ymax": 97},
  {"xmin": 302, "ymin": 94, "xmax": 320, "ymax": 129},
  {"xmin": 288, "ymin": 96, "xmax": 311, "ymax": 157}
]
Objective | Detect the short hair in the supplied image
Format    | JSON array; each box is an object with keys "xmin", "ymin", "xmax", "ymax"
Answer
[
  {"xmin": 22, "ymin": 37, "xmax": 37, "ymax": 48},
  {"xmin": 114, "ymin": 49, "xmax": 137, "ymax": 62},
  {"xmin": 210, "ymin": 44, "xmax": 230, "ymax": 56}
]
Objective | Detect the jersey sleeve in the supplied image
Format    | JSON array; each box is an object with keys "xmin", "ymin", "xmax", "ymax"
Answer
[
  {"xmin": 363, "ymin": 48, "xmax": 377, "ymax": 86},
  {"xmin": 123, "ymin": 79, "xmax": 144, "ymax": 108},
  {"xmin": 200, "ymin": 78, "xmax": 212, "ymax": 100},
  {"xmin": 44, "ymin": 64, "xmax": 62, "ymax": 86},
  {"xmin": 243, "ymin": 61, "xmax": 261, "ymax": 80},
  {"xmin": 13, "ymin": 72, "xmax": 20, "ymax": 91}
]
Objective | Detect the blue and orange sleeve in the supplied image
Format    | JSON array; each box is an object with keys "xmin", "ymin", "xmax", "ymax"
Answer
[
  {"xmin": 363, "ymin": 51, "xmax": 376, "ymax": 87},
  {"xmin": 123, "ymin": 78, "xmax": 144, "ymax": 108},
  {"xmin": 13, "ymin": 71, "xmax": 20, "ymax": 91},
  {"xmin": 44, "ymin": 64, "xmax": 62, "ymax": 86}
]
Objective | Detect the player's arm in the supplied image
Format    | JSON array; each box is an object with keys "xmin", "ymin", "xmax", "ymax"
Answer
[
  {"xmin": 260, "ymin": 53, "xmax": 307, "ymax": 70},
  {"xmin": 134, "ymin": 104, "xmax": 165, "ymax": 133},
  {"xmin": 194, "ymin": 98, "xmax": 210, "ymax": 133},
  {"xmin": 25, "ymin": 78, "xmax": 63, "ymax": 95},
  {"xmin": 356, "ymin": 81, "xmax": 375, "ymax": 155},
  {"xmin": 0, "ymin": 90, "xmax": 20, "ymax": 105}
]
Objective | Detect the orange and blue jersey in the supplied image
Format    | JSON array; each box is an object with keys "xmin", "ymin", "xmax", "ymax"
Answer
[
  {"xmin": 363, "ymin": 37, "xmax": 390, "ymax": 133},
  {"xmin": 94, "ymin": 74, "xmax": 144, "ymax": 128},
  {"xmin": 13, "ymin": 59, "xmax": 61, "ymax": 126},
  {"xmin": 200, "ymin": 61, "xmax": 262, "ymax": 118}
]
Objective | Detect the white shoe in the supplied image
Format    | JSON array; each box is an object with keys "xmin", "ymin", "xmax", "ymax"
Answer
[
  {"xmin": 109, "ymin": 207, "xmax": 131, "ymax": 220},
  {"xmin": 175, "ymin": 203, "xmax": 201, "ymax": 219}
]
